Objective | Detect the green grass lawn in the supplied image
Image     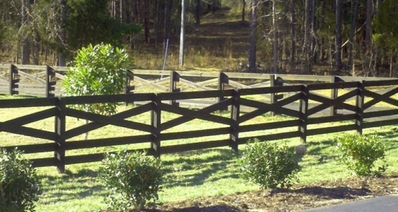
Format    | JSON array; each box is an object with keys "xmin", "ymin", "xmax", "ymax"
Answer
[{"xmin": 1, "ymin": 93, "xmax": 398, "ymax": 212}]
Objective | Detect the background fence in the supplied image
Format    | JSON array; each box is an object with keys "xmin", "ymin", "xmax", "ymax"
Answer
[{"xmin": 1, "ymin": 76, "xmax": 398, "ymax": 172}]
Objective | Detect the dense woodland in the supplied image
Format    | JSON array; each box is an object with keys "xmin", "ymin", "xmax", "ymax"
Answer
[{"xmin": 0, "ymin": 0, "xmax": 397, "ymax": 77}]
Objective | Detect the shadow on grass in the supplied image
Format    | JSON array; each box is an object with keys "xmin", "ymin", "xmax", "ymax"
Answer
[
  {"xmin": 272, "ymin": 186, "xmax": 371, "ymax": 199},
  {"xmin": 38, "ymin": 168, "xmax": 104, "ymax": 205},
  {"xmin": 162, "ymin": 148, "xmax": 241, "ymax": 188}
]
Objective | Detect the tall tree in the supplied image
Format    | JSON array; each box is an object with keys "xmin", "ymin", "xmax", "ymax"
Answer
[
  {"xmin": 335, "ymin": 0, "xmax": 343, "ymax": 73},
  {"xmin": 248, "ymin": 0, "xmax": 257, "ymax": 72},
  {"xmin": 58, "ymin": 0, "xmax": 66, "ymax": 66},
  {"xmin": 289, "ymin": 0, "xmax": 296, "ymax": 72},
  {"xmin": 21, "ymin": 0, "xmax": 29, "ymax": 64}
]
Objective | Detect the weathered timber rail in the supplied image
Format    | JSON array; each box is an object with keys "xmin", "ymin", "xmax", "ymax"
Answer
[{"xmin": 1, "ymin": 78, "xmax": 398, "ymax": 172}]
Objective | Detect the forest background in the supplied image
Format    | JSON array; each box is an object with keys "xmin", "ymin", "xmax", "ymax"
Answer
[{"xmin": 0, "ymin": 0, "xmax": 397, "ymax": 77}]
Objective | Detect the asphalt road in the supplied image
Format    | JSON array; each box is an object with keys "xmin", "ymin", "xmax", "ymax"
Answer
[{"xmin": 303, "ymin": 195, "xmax": 398, "ymax": 212}]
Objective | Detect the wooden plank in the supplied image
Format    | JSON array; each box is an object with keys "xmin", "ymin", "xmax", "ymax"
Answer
[
  {"xmin": 159, "ymin": 89, "xmax": 233, "ymax": 100},
  {"xmin": 239, "ymin": 131, "xmax": 300, "ymax": 143},
  {"xmin": 239, "ymin": 85, "xmax": 302, "ymax": 95},
  {"xmin": 160, "ymin": 101, "xmax": 232, "ymax": 129},
  {"xmin": 161, "ymin": 139, "xmax": 229, "ymax": 154},
  {"xmin": 363, "ymin": 87, "xmax": 398, "ymax": 109},
  {"xmin": 363, "ymin": 79, "xmax": 398, "ymax": 87},
  {"xmin": 2, "ymin": 108, "xmax": 56, "ymax": 126},
  {"xmin": 17, "ymin": 70, "xmax": 46, "ymax": 84},
  {"xmin": 161, "ymin": 99, "xmax": 232, "ymax": 130},
  {"xmin": 224, "ymin": 72, "xmax": 272, "ymax": 80},
  {"xmin": 275, "ymin": 74, "xmax": 331, "ymax": 82},
  {"xmin": 134, "ymin": 76, "xmax": 168, "ymax": 92},
  {"xmin": 162, "ymin": 127, "xmax": 231, "ymax": 140},
  {"xmin": 307, "ymin": 124, "xmax": 357, "ymax": 136},
  {"xmin": 363, "ymin": 109, "xmax": 398, "ymax": 119},
  {"xmin": 239, "ymin": 120, "xmax": 300, "ymax": 132},
  {"xmin": 0, "ymin": 75, "xmax": 8, "ymax": 82},
  {"xmin": 363, "ymin": 119, "xmax": 398, "ymax": 129},
  {"xmin": 196, "ymin": 78, "xmax": 218, "ymax": 86},
  {"xmin": 307, "ymin": 81, "xmax": 358, "ymax": 90},
  {"xmin": 66, "ymin": 134, "xmax": 152, "ymax": 150},
  {"xmin": 307, "ymin": 114, "xmax": 356, "ymax": 124},
  {"xmin": 64, "ymin": 103, "xmax": 152, "ymax": 139},
  {"xmin": 65, "ymin": 148, "xmax": 150, "ymax": 165},
  {"xmin": 31, "ymin": 158, "xmax": 57, "ymax": 168},
  {"xmin": 1, "ymin": 143, "xmax": 55, "ymax": 154},
  {"xmin": 0, "ymin": 97, "xmax": 57, "ymax": 108},
  {"xmin": 339, "ymin": 76, "xmax": 398, "ymax": 82},
  {"xmin": 64, "ymin": 107, "xmax": 153, "ymax": 132},
  {"xmin": 0, "ymin": 125, "xmax": 55, "ymax": 140},
  {"xmin": 179, "ymin": 78, "xmax": 213, "ymax": 91},
  {"xmin": 62, "ymin": 93, "xmax": 153, "ymax": 105}
]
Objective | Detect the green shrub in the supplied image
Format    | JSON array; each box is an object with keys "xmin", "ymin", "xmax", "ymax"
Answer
[
  {"xmin": 336, "ymin": 133, "xmax": 387, "ymax": 177},
  {"xmin": 100, "ymin": 151, "xmax": 163, "ymax": 211},
  {"xmin": 0, "ymin": 148, "xmax": 40, "ymax": 212},
  {"xmin": 237, "ymin": 139, "xmax": 300, "ymax": 189}
]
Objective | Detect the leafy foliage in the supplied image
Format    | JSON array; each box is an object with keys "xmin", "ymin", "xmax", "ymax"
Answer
[
  {"xmin": 0, "ymin": 148, "xmax": 40, "ymax": 212},
  {"xmin": 64, "ymin": 43, "xmax": 131, "ymax": 116},
  {"xmin": 100, "ymin": 151, "xmax": 163, "ymax": 211},
  {"xmin": 237, "ymin": 139, "xmax": 300, "ymax": 189},
  {"xmin": 336, "ymin": 133, "xmax": 387, "ymax": 177}
]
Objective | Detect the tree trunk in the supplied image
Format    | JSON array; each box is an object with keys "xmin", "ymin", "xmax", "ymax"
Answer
[
  {"xmin": 364, "ymin": 0, "xmax": 373, "ymax": 75},
  {"xmin": 196, "ymin": 0, "xmax": 201, "ymax": 25},
  {"xmin": 272, "ymin": 0, "xmax": 278, "ymax": 73},
  {"xmin": 335, "ymin": 0, "xmax": 343, "ymax": 73},
  {"xmin": 289, "ymin": 0, "xmax": 295, "ymax": 73},
  {"xmin": 248, "ymin": 0, "xmax": 257, "ymax": 73},
  {"xmin": 164, "ymin": 0, "xmax": 172, "ymax": 44},
  {"xmin": 21, "ymin": 0, "xmax": 29, "ymax": 64},
  {"xmin": 348, "ymin": 0, "xmax": 359, "ymax": 67},
  {"xmin": 144, "ymin": 0, "xmax": 150, "ymax": 43},
  {"xmin": 58, "ymin": 0, "xmax": 67, "ymax": 66},
  {"xmin": 241, "ymin": 0, "xmax": 246, "ymax": 22}
]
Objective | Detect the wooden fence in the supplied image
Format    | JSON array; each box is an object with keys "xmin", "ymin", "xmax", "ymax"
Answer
[
  {"xmin": 1, "ymin": 78, "xmax": 398, "ymax": 172},
  {"xmin": 1, "ymin": 64, "xmax": 396, "ymax": 98}
]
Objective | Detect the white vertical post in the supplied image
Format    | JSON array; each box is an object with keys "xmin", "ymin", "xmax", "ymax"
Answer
[{"xmin": 179, "ymin": 0, "xmax": 186, "ymax": 67}]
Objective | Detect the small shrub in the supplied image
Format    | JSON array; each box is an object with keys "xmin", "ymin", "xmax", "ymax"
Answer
[
  {"xmin": 237, "ymin": 139, "xmax": 300, "ymax": 189},
  {"xmin": 0, "ymin": 148, "xmax": 40, "ymax": 212},
  {"xmin": 100, "ymin": 151, "xmax": 163, "ymax": 211},
  {"xmin": 336, "ymin": 133, "xmax": 387, "ymax": 177}
]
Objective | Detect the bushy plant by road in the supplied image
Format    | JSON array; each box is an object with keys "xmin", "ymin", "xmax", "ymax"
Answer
[
  {"xmin": 100, "ymin": 151, "xmax": 163, "ymax": 211},
  {"xmin": 0, "ymin": 148, "xmax": 40, "ymax": 212},
  {"xmin": 64, "ymin": 42, "xmax": 131, "ymax": 116},
  {"xmin": 237, "ymin": 139, "xmax": 300, "ymax": 189},
  {"xmin": 336, "ymin": 133, "xmax": 387, "ymax": 178}
]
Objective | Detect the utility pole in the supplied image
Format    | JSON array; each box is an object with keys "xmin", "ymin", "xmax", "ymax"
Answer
[{"xmin": 179, "ymin": 0, "xmax": 186, "ymax": 67}]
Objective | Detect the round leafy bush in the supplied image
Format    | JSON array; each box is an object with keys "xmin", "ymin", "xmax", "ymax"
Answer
[
  {"xmin": 100, "ymin": 151, "xmax": 163, "ymax": 211},
  {"xmin": 237, "ymin": 139, "xmax": 300, "ymax": 189},
  {"xmin": 336, "ymin": 133, "xmax": 387, "ymax": 177},
  {"xmin": 0, "ymin": 148, "xmax": 40, "ymax": 212}
]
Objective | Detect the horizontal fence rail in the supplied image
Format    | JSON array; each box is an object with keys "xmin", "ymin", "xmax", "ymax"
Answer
[{"xmin": 1, "ymin": 66, "xmax": 398, "ymax": 172}]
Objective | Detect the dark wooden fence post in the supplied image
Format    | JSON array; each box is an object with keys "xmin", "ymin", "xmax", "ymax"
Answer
[
  {"xmin": 270, "ymin": 75, "xmax": 284, "ymax": 116},
  {"xmin": 9, "ymin": 64, "xmax": 19, "ymax": 95},
  {"xmin": 55, "ymin": 97, "xmax": 66, "ymax": 173},
  {"xmin": 230, "ymin": 89, "xmax": 240, "ymax": 153},
  {"xmin": 330, "ymin": 76, "xmax": 344, "ymax": 116},
  {"xmin": 218, "ymin": 72, "xmax": 229, "ymax": 111},
  {"xmin": 356, "ymin": 81, "xmax": 365, "ymax": 135},
  {"xmin": 46, "ymin": 66, "xmax": 56, "ymax": 98},
  {"xmin": 170, "ymin": 71, "xmax": 180, "ymax": 106},
  {"xmin": 125, "ymin": 70, "xmax": 134, "ymax": 105},
  {"xmin": 299, "ymin": 85, "xmax": 309, "ymax": 143},
  {"xmin": 151, "ymin": 94, "xmax": 161, "ymax": 157}
]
